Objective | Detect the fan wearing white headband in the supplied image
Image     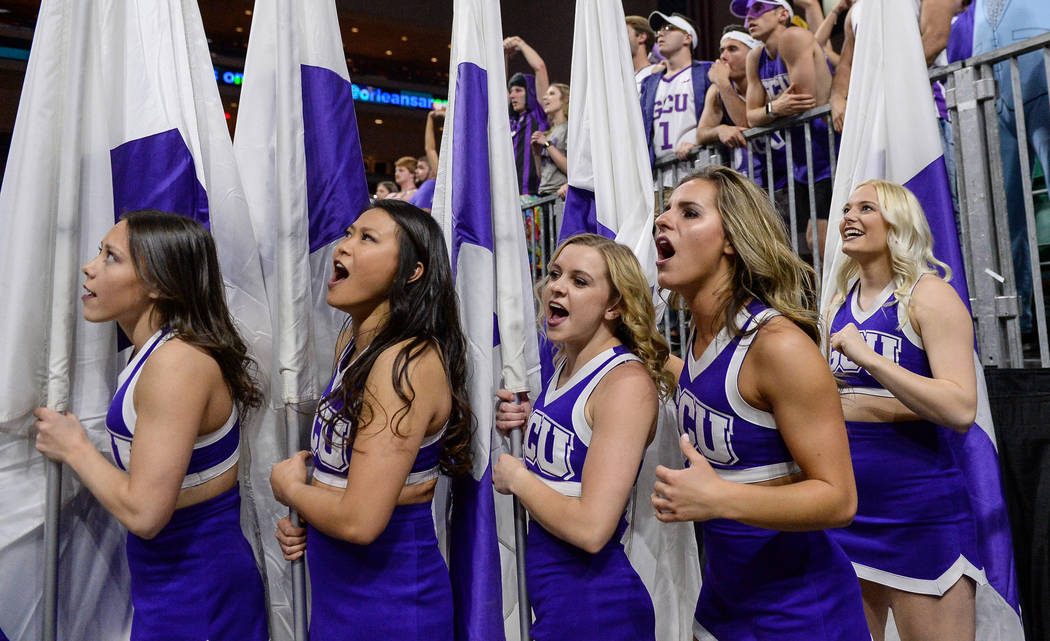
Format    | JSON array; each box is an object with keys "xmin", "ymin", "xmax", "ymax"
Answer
[
  {"xmin": 638, "ymin": 11, "xmax": 715, "ymax": 186},
  {"xmin": 697, "ymin": 27, "xmax": 764, "ymax": 180}
]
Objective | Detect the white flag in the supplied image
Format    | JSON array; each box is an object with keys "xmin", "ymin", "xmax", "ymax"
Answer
[
  {"xmin": 234, "ymin": 2, "xmax": 371, "ymax": 636},
  {"xmin": 431, "ymin": 0, "xmax": 542, "ymax": 638},
  {"xmin": 560, "ymin": 3, "xmax": 700, "ymax": 639},
  {"xmin": 0, "ymin": 1, "xmax": 273, "ymax": 638}
]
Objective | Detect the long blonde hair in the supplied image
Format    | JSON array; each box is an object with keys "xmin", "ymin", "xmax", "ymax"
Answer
[
  {"xmin": 832, "ymin": 179, "xmax": 951, "ymax": 321},
  {"xmin": 540, "ymin": 234, "xmax": 675, "ymax": 399},
  {"xmin": 672, "ymin": 166, "xmax": 821, "ymax": 345}
]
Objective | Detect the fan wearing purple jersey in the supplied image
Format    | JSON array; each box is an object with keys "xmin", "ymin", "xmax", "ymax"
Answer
[
  {"xmin": 34, "ymin": 211, "xmax": 267, "ymax": 641},
  {"xmin": 650, "ymin": 167, "xmax": 869, "ymax": 641},
  {"xmin": 827, "ymin": 180, "xmax": 982, "ymax": 641},
  {"xmin": 491, "ymin": 234, "xmax": 674, "ymax": 641},
  {"xmin": 270, "ymin": 200, "xmax": 473, "ymax": 641}
]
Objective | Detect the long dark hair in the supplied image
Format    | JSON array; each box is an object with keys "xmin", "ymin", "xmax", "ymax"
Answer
[
  {"xmin": 122, "ymin": 209, "xmax": 263, "ymax": 413},
  {"xmin": 322, "ymin": 199, "xmax": 473, "ymax": 477}
]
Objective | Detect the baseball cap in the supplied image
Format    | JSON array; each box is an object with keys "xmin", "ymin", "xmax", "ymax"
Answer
[{"xmin": 648, "ymin": 11, "xmax": 699, "ymax": 50}]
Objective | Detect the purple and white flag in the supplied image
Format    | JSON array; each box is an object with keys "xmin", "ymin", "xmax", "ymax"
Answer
[
  {"xmin": 0, "ymin": 1, "xmax": 272, "ymax": 639},
  {"xmin": 821, "ymin": 0, "xmax": 1022, "ymax": 638},
  {"xmin": 559, "ymin": 4, "xmax": 700, "ymax": 639},
  {"xmin": 234, "ymin": 1, "xmax": 370, "ymax": 637},
  {"xmin": 431, "ymin": 0, "xmax": 541, "ymax": 638}
]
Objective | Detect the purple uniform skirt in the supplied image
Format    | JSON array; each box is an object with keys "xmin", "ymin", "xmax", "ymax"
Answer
[
  {"xmin": 306, "ymin": 501, "xmax": 452, "ymax": 641},
  {"xmin": 124, "ymin": 485, "xmax": 267, "ymax": 641},
  {"xmin": 694, "ymin": 519, "xmax": 869, "ymax": 641},
  {"xmin": 830, "ymin": 420, "xmax": 983, "ymax": 593},
  {"xmin": 526, "ymin": 519, "xmax": 656, "ymax": 641}
]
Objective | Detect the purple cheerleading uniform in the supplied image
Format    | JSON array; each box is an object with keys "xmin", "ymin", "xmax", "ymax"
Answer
[
  {"xmin": 523, "ymin": 345, "xmax": 656, "ymax": 641},
  {"xmin": 308, "ymin": 339, "xmax": 452, "ymax": 641},
  {"xmin": 106, "ymin": 329, "xmax": 266, "ymax": 641},
  {"xmin": 828, "ymin": 279, "xmax": 985, "ymax": 594},
  {"xmin": 755, "ymin": 47, "xmax": 834, "ymax": 189},
  {"xmin": 677, "ymin": 304, "xmax": 869, "ymax": 641}
]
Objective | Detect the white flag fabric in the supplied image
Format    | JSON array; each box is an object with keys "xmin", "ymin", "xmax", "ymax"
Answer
[
  {"xmin": 821, "ymin": 0, "xmax": 1022, "ymax": 638},
  {"xmin": 0, "ymin": 1, "xmax": 273, "ymax": 638},
  {"xmin": 236, "ymin": 0, "xmax": 369, "ymax": 408},
  {"xmin": 431, "ymin": 0, "xmax": 542, "ymax": 638},
  {"xmin": 559, "ymin": 3, "xmax": 700, "ymax": 639},
  {"xmin": 234, "ymin": 5, "xmax": 370, "ymax": 635}
]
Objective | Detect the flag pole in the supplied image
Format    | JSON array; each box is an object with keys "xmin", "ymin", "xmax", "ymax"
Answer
[
  {"xmin": 285, "ymin": 405, "xmax": 308, "ymax": 641},
  {"xmin": 508, "ymin": 394, "xmax": 531, "ymax": 639},
  {"xmin": 271, "ymin": 4, "xmax": 309, "ymax": 638},
  {"xmin": 508, "ymin": 423, "xmax": 530, "ymax": 641},
  {"xmin": 41, "ymin": 6, "xmax": 88, "ymax": 629},
  {"xmin": 42, "ymin": 463, "xmax": 60, "ymax": 641}
]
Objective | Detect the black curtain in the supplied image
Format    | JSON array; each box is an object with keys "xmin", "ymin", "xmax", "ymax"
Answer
[{"xmin": 986, "ymin": 367, "xmax": 1050, "ymax": 641}]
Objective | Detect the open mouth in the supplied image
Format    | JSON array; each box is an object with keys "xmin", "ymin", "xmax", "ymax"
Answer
[
  {"xmin": 329, "ymin": 261, "xmax": 349, "ymax": 287},
  {"xmin": 82, "ymin": 284, "xmax": 96, "ymax": 300},
  {"xmin": 547, "ymin": 301, "xmax": 569, "ymax": 327},
  {"xmin": 842, "ymin": 228, "xmax": 864, "ymax": 240},
  {"xmin": 655, "ymin": 236, "xmax": 676, "ymax": 264}
]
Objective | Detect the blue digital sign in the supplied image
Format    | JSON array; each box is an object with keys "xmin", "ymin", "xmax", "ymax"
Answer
[{"xmin": 214, "ymin": 66, "xmax": 446, "ymax": 111}]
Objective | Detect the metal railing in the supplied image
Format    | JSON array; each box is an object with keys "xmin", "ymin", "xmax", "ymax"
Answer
[{"xmin": 521, "ymin": 32, "xmax": 1050, "ymax": 366}]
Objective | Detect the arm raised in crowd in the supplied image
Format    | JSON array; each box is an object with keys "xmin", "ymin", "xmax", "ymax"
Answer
[
  {"xmin": 424, "ymin": 108, "xmax": 443, "ymax": 177},
  {"xmin": 504, "ymin": 36, "xmax": 549, "ymax": 100},
  {"xmin": 814, "ymin": 0, "xmax": 853, "ymax": 67},
  {"xmin": 919, "ymin": 0, "xmax": 953, "ymax": 65},
  {"xmin": 830, "ymin": 5, "xmax": 856, "ymax": 132}
]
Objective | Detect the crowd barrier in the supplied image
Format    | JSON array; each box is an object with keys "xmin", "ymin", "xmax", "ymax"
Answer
[{"xmin": 523, "ymin": 32, "xmax": 1050, "ymax": 368}]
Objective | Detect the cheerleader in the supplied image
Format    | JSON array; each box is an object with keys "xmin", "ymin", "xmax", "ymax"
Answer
[
  {"xmin": 827, "ymin": 180, "xmax": 982, "ymax": 641},
  {"xmin": 650, "ymin": 166, "xmax": 869, "ymax": 640},
  {"xmin": 34, "ymin": 210, "xmax": 267, "ymax": 641},
  {"xmin": 270, "ymin": 200, "xmax": 472, "ymax": 640},
  {"xmin": 492, "ymin": 234, "xmax": 673, "ymax": 641}
]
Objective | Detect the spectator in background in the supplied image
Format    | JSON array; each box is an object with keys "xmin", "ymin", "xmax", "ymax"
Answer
[
  {"xmin": 696, "ymin": 26, "xmax": 762, "ymax": 181},
  {"xmin": 744, "ymin": 0, "xmax": 835, "ymax": 256},
  {"xmin": 389, "ymin": 156, "xmax": 418, "ymax": 202},
  {"xmin": 639, "ymin": 12, "xmax": 714, "ymax": 186},
  {"xmin": 814, "ymin": 0, "xmax": 854, "ymax": 67},
  {"xmin": 374, "ymin": 181, "xmax": 397, "ymax": 200},
  {"xmin": 793, "ymin": 0, "xmax": 829, "ymax": 34},
  {"xmin": 626, "ymin": 15, "xmax": 662, "ymax": 94},
  {"xmin": 505, "ymin": 36, "xmax": 550, "ymax": 197},
  {"xmin": 532, "ymin": 83, "xmax": 570, "ymax": 197},
  {"xmin": 410, "ymin": 107, "xmax": 445, "ymax": 213}
]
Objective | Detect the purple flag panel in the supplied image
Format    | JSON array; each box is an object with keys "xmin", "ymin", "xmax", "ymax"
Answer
[
  {"xmin": 301, "ymin": 64, "xmax": 370, "ymax": 252},
  {"xmin": 447, "ymin": 60, "xmax": 505, "ymax": 641},
  {"xmin": 907, "ymin": 158, "xmax": 1022, "ymax": 615},
  {"xmin": 559, "ymin": 186, "xmax": 615, "ymax": 245},
  {"xmin": 450, "ymin": 63, "xmax": 496, "ymax": 269},
  {"xmin": 110, "ymin": 129, "xmax": 209, "ymax": 227},
  {"xmin": 902, "ymin": 157, "xmax": 969, "ymax": 305},
  {"xmin": 449, "ymin": 469, "xmax": 505, "ymax": 641}
]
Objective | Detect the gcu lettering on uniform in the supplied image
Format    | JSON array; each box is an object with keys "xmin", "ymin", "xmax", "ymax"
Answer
[
  {"xmin": 655, "ymin": 92, "xmax": 691, "ymax": 117},
  {"xmin": 677, "ymin": 388, "xmax": 738, "ymax": 466},
  {"xmin": 311, "ymin": 409, "xmax": 349, "ymax": 474},
  {"xmin": 524, "ymin": 409, "xmax": 577, "ymax": 480},
  {"xmin": 830, "ymin": 330, "xmax": 902, "ymax": 374}
]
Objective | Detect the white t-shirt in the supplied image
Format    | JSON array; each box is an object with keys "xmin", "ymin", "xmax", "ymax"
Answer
[
  {"xmin": 635, "ymin": 63, "xmax": 661, "ymax": 94},
  {"xmin": 652, "ymin": 67, "xmax": 697, "ymax": 163}
]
